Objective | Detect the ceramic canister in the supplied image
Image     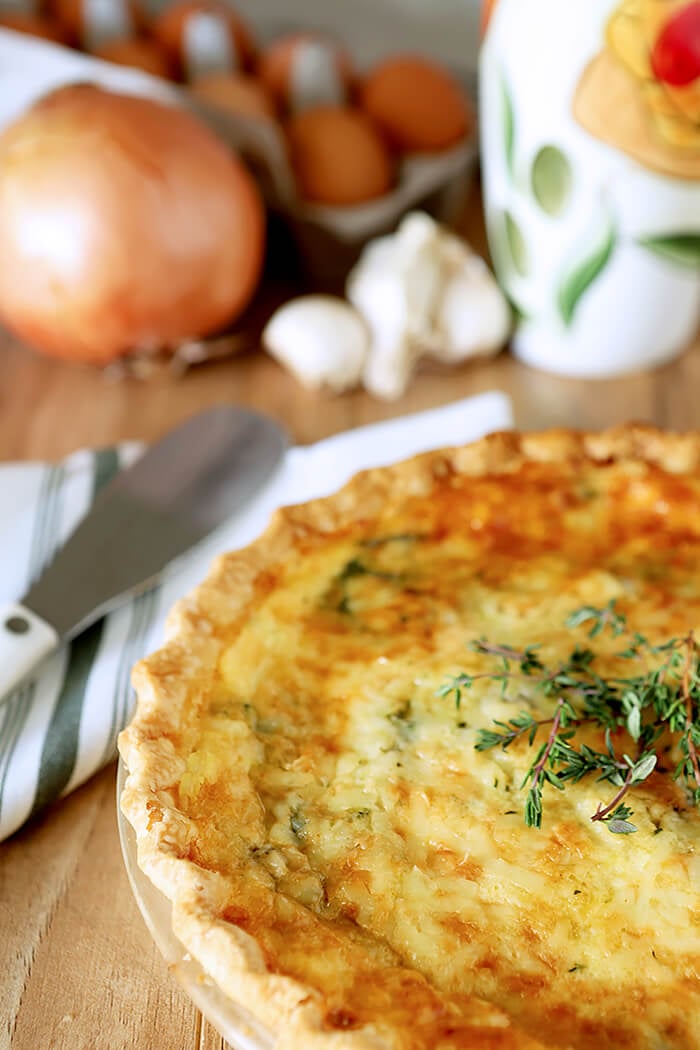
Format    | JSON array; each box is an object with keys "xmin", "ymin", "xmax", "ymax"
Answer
[{"xmin": 480, "ymin": 0, "xmax": 700, "ymax": 377}]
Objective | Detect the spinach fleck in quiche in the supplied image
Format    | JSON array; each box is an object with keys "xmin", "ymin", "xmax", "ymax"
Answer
[{"xmin": 119, "ymin": 426, "xmax": 700, "ymax": 1050}]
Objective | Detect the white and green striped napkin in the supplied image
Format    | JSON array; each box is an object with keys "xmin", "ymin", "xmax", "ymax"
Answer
[{"xmin": 0, "ymin": 391, "xmax": 513, "ymax": 841}]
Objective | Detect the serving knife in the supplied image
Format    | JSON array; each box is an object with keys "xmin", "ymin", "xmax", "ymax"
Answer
[{"xmin": 0, "ymin": 405, "xmax": 288, "ymax": 705}]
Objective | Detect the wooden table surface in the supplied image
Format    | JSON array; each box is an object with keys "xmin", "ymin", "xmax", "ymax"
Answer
[{"xmin": 1, "ymin": 193, "xmax": 698, "ymax": 1050}]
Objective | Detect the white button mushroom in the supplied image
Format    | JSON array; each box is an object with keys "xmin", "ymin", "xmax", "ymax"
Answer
[{"xmin": 262, "ymin": 294, "xmax": 369, "ymax": 393}]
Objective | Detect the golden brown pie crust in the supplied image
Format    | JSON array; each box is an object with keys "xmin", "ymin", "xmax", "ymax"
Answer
[{"xmin": 119, "ymin": 425, "xmax": 700, "ymax": 1050}]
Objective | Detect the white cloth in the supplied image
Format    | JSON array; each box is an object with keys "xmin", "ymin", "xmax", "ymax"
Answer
[{"xmin": 0, "ymin": 392, "xmax": 513, "ymax": 840}]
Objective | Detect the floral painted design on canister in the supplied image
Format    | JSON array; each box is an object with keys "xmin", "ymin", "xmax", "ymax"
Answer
[
  {"xmin": 480, "ymin": 0, "xmax": 700, "ymax": 377},
  {"xmin": 575, "ymin": 0, "xmax": 700, "ymax": 178}
]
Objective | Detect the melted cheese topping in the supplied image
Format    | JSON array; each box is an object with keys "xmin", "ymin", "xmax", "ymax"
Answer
[{"xmin": 178, "ymin": 459, "xmax": 700, "ymax": 1049}]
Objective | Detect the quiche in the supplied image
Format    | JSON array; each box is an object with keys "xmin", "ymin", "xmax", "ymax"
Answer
[{"xmin": 119, "ymin": 426, "xmax": 700, "ymax": 1050}]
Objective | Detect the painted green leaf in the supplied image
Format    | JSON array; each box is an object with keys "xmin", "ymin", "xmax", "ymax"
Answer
[
  {"xmin": 637, "ymin": 234, "xmax": 700, "ymax": 269},
  {"xmin": 504, "ymin": 212, "xmax": 528, "ymax": 277},
  {"xmin": 558, "ymin": 219, "xmax": 616, "ymax": 326},
  {"xmin": 485, "ymin": 212, "xmax": 508, "ymax": 277},
  {"xmin": 531, "ymin": 145, "xmax": 572, "ymax": 216},
  {"xmin": 502, "ymin": 75, "xmax": 515, "ymax": 175},
  {"xmin": 506, "ymin": 294, "xmax": 530, "ymax": 323},
  {"xmin": 486, "ymin": 207, "xmax": 532, "ymax": 327},
  {"xmin": 485, "ymin": 220, "xmax": 506, "ymax": 286},
  {"xmin": 486, "ymin": 211, "xmax": 530, "ymax": 318}
]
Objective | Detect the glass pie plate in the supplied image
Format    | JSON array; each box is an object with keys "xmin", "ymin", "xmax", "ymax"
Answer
[{"xmin": 117, "ymin": 756, "xmax": 275, "ymax": 1050}]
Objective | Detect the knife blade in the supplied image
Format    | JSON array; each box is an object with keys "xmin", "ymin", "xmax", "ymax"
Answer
[{"xmin": 0, "ymin": 405, "xmax": 288, "ymax": 705}]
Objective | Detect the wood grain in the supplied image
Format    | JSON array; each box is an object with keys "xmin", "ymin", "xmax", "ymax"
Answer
[
  {"xmin": 1, "ymin": 768, "xmax": 200, "ymax": 1050},
  {"xmin": 0, "ymin": 187, "xmax": 698, "ymax": 1050},
  {"xmin": 2, "ymin": 330, "xmax": 691, "ymax": 462}
]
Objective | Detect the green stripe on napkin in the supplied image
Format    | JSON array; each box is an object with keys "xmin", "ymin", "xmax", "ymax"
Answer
[
  {"xmin": 99, "ymin": 587, "xmax": 159, "ymax": 769},
  {"xmin": 30, "ymin": 449, "xmax": 120, "ymax": 817}
]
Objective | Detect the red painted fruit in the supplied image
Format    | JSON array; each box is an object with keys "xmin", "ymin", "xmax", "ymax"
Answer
[{"xmin": 651, "ymin": 1, "xmax": 700, "ymax": 87}]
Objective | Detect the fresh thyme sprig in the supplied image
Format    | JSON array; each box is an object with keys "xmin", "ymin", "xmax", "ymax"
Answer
[{"xmin": 437, "ymin": 601, "xmax": 700, "ymax": 834}]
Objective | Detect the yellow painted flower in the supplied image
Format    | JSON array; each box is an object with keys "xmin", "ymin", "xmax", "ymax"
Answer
[
  {"xmin": 607, "ymin": 0, "xmax": 700, "ymax": 148},
  {"xmin": 573, "ymin": 0, "xmax": 700, "ymax": 177}
]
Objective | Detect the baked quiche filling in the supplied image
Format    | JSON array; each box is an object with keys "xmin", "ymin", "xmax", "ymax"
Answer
[{"xmin": 122, "ymin": 432, "xmax": 700, "ymax": 1050}]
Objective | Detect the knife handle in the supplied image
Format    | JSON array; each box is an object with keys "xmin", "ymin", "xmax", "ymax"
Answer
[{"xmin": 0, "ymin": 603, "xmax": 60, "ymax": 704}]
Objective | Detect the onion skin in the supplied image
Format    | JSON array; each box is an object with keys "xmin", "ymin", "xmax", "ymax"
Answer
[{"xmin": 0, "ymin": 84, "xmax": 265, "ymax": 364}]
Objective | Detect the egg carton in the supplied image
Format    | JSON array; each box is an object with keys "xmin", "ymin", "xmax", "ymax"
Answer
[
  {"xmin": 0, "ymin": 25, "xmax": 478, "ymax": 289},
  {"xmin": 190, "ymin": 94, "xmax": 478, "ymax": 290},
  {"xmin": 149, "ymin": 0, "xmax": 482, "ymax": 80}
]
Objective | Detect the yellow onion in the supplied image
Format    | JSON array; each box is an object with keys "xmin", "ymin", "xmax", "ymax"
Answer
[{"xmin": 0, "ymin": 84, "xmax": 266, "ymax": 364}]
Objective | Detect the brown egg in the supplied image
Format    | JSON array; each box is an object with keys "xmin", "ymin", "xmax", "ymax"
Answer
[
  {"xmin": 258, "ymin": 32, "xmax": 353, "ymax": 113},
  {"xmin": 190, "ymin": 72, "xmax": 277, "ymax": 121},
  {"xmin": 360, "ymin": 55, "xmax": 474, "ymax": 152},
  {"xmin": 286, "ymin": 105, "xmax": 394, "ymax": 206},
  {"xmin": 48, "ymin": 0, "xmax": 143, "ymax": 48},
  {"xmin": 151, "ymin": 0, "xmax": 255, "ymax": 82},
  {"xmin": 92, "ymin": 36, "xmax": 175, "ymax": 78},
  {"xmin": 0, "ymin": 11, "xmax": 72, "ymax": 45}
]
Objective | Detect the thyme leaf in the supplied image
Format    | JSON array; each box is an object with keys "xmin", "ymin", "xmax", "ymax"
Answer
[{"xmin": 438, "ymin": 606, "xmax": 700, "ymax": 834}]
